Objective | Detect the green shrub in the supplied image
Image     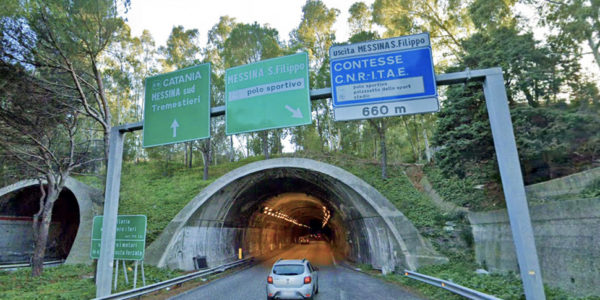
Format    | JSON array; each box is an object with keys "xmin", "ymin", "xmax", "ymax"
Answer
[
  {"xmin": 581, "ymin": 179, "xmax": 600, "ymax": 198},
  {"xmin": 424, "ymin": 165, "xmax": 501, "ymax": 210}
]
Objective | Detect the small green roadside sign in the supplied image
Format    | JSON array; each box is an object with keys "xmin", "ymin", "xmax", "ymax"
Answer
[
  {"xmin": 225, "ymin": 52, "xmax": 311, "ymax": 135},
  {"xmin": 143, "ymin": 64, "xmax": 211, "ymax": 147},
  {"xmin": 91, "ymin": 215, "xmax": 147, "ymax": 261}
]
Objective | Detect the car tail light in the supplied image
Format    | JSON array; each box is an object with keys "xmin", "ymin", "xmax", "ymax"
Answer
[
  {"xmin": 267, "ymin": 276, "xmax": 273, "ymax": 284},
  {"xmin": 304, "ymin": 276, "xmax": 312, "ymax": 284}
]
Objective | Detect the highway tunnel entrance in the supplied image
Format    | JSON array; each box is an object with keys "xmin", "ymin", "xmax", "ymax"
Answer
[
  {"xmin": 0, "ymin": 185, "xmax": 79, "ymax": 264},
  {"xmin": 146, "ymin": 158, "xmax": 446, "ymax": 273},
  {"xmin": 0, "ymin": 178, "xmax": 102, "ymax": 265}
]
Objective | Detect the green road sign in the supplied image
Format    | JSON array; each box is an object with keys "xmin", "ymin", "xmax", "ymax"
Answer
[
  {"xmin": 91, "ymin": 215, "xmax": 147, "ymax": 260},
  {"xmin": 225, "ymin": 52, "xmax": 311, "ymax": 135},
  {"xmin": 143, "ymin": 64, "xmax": 211, "ymax": 147}
]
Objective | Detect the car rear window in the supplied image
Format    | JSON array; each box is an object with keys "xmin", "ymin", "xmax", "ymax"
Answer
[{"xmin": 273, "ymin": 264, "xmax": 305, "ymax": 275}]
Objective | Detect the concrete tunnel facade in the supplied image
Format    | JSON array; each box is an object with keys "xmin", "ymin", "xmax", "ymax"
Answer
[
  {"xmin": 0, "ymin": 178, "xmax": 103, "ymax": 264},
  {"xmin": 145, "ymin": 158, "xmax": 447, "ymax": 273}
]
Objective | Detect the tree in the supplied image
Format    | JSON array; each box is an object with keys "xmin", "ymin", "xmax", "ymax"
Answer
[
  {"xmin": 223, "ymin": 22, "xmax": 281, "ymax": 159},
  {"xmin": 119, "ymin": 29, "xmax": 159, "ymax": 163},
  {"xmin": 293, "ymin": 0, "xmax": 338, "ymax": 81},
  {"xmin": 103, "ymin": 24, "xmax": 138, "ymax": 126},
  {"xmin": 0, "ymin": 62, "xmax": 96, "ymax": 276},
  {"xmin": 223, "ymin": 22, "xmax": 280, "ymax": 71},
  {"xmin": 159, "ymin": 25, "xmax": 203, "ymax": 169},
  {"xmin": 538, "ymin": 0, "xmax": 600, "ymax": 70},
  {"xmin": 290, "ymin": 0, "xmax": 339, "ymax": 152},
  {"xmin": 432, "ymin": 22, "xmax": 597, "ymax": 182},
  {"xmin": 372, "ymin": 0, "xmax": 473, "ymax": 62},
  {"xmin": 205, "ymin": 16, "xmax": 236, "ymax": 166},
  {"xmin": 0, "ymin": 0, "xmax": 124, "ymax": 165},
  {"xmin": 432, "ymin": 82, "xmax": 495, "ymax": 179},
  {"xmin": 468, "ymin": 0, "xmax": 517, "ymax": 30},
  {"xmin": 102, "ymin": 25, "xmax": 163, "ymax": 164},
  {"xmin": 160, "ymin": 26, "xmax": 201, "ymax": 71},
  {"xmin": 348, "ymin": 2, "xmax": 372, "ymax": 35},
  {"xmin": 461, "ymin": 26, "xmax": 573, "ymax": 106},
  {"xmin": 512, "ymin": 105, "xmax": 600, "ymax": 182},
  {"xmin": 368, "ymin": 119, "xmax": 389, "ymax": 178},
  {"xmin": 346, "ymin": 7, "xmax": 394, "ymax": 178}
]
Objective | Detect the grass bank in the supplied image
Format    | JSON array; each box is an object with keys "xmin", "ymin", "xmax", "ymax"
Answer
[{"xmin": 0, "ymin": 263, "xmax": 180, "ymax": 299}]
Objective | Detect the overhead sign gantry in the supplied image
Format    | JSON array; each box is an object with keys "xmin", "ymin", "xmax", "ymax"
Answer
[{"xmin": 98, "ymin": 33, "xmax": 545, "ymax": 300}]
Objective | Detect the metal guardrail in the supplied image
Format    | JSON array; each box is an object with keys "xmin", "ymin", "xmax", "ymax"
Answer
[
  {"xmin": 93, "ymin": 258, "xmax": 254, "ymax": 300},
  {"xmin": 0, "ymin": 259, "xmax": 64, "ymax": 270},
  {"xmin": 404, "ymin": 270, "xmax": 502, "ymax": 300}
]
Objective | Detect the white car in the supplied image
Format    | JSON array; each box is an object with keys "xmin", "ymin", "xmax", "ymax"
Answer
[{"xmin": 266, "ymin": 259, "xmax": 319, "ymax": 300}]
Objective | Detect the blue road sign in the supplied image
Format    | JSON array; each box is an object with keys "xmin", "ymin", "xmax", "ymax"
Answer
[{"xmin": 329, "ymin": 33, "xmax": 438, "ymax": 121}]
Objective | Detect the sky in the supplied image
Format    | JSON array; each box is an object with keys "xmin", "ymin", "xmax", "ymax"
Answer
[
  {"xmin": 125, "ymin": 1, "xmax": 599, "ymax": 77},
  {"xmin": 125, "ymin": 0, "xmax": 375, "ymax": 48}
]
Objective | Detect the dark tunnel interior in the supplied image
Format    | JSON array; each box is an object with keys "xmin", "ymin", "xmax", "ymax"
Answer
[
  {"xmin": 0, "ymin": 186, "xmax": 80, "ymax": 263},
  {"xmin": 217, "ymin": 172, "xmax": 355, "ymax": 263}
]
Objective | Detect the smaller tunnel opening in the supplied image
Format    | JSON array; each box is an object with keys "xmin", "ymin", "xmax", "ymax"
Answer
[{"xmin": 0, "ymin": 185, "xmax": 80, "ymax": 263}]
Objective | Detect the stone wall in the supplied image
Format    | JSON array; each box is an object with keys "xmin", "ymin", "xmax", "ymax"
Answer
[{"xmin": 469, "ymin": 198, "xmax": 600, "ymax": 297}]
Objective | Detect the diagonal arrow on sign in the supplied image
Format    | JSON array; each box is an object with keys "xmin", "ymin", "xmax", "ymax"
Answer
[
  {"xmin": 171, "ymin": 119, "xmax": 179, "ymax": 137},
  {"xmin": 285, "ymin": 105, "xmax": 303, "ymax": 118}
]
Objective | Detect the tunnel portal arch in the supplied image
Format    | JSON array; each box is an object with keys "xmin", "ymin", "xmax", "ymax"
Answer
[
  {"xmin": 146, "ymin": 158, "xmax": 446, "ymax": 272},
  {"xmin": 0, "ymin": 178, "xmax": 103, "ymax": 264}
]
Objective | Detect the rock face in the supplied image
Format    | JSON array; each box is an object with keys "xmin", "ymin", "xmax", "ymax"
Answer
[
  {"xmin": 0, "ymin": 178, "xmax": 103, "ymax": 264},
  {"xmin": 469, "ymin": 167, "xmax": 600, "ymax": 297},
  {"xmin": 145, "ymin": 158, "xmax": 447, "ymax": 273}
]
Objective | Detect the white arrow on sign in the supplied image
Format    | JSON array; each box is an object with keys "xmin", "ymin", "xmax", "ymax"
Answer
[
  {"xmin": 171, "ymin": 119, "xmax": 179, "ymax": 137},
  {"xmin": 285, "ymin": 105, "xmax": 303, "ymax": 118}
]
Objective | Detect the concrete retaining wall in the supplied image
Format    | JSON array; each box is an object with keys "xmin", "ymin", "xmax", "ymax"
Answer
[
  {"xmin": 163, "ymin": 223, "xmax": 296, "ymax": 270},
  {"xmin": 469, "ymin": 198, "xmax": 600, "ymax": 297},
  {"xmin": 526, "ymin": 167, "xmax": 600, "ymax": 202},
  {"xmin": 0, "ymin": 218, "xmax": 61, "ymax": 263}
]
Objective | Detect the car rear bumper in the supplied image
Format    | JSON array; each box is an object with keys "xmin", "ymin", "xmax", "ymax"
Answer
[{"xmin": 266, "ymin": 284, "xmax": 313, "ymax": 299}]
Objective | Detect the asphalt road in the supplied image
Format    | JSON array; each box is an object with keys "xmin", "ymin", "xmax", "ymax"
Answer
[{"xmin": 169, "ymin": 241, "xmax": 424, "ymax": 300}]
